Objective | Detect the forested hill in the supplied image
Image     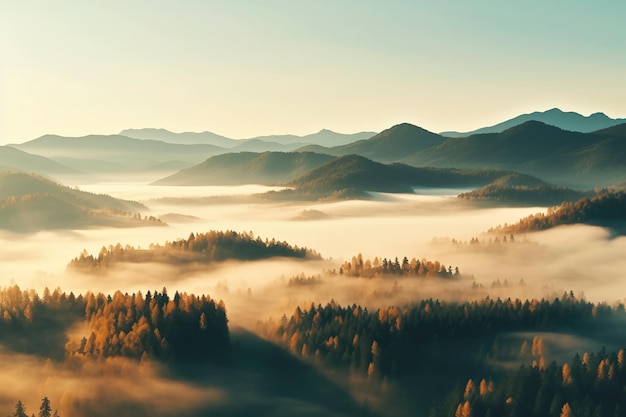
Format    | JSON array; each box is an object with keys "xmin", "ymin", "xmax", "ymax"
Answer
[
  {"xmin": 264, "ymin": 294, "xmax": 620, "ymax": 414},
  {"xmin": 152, "ymin": 151, "xmax": 335, "ymax": 185},
  {"xmin": 490, "ymin": 191, "xmax": 626, "ymax": 234},
  {"xmin": 0, "ymin": 171, "xmax": 157, "ymax": 232},
  {"xmin": 271, "ymin": 155, "xmax": 545, "ymax": 200},
  {"xmin": 0, "ymin": 285, "xmax": 230, "ymax": 364},
  {"xmin": 323, "ymin": 123, "xmax": 448, "ymax": 163},
  {"xmin": 403, "ymin": 121, "xmax": 626, "ymax": 187},
  {"xmin": 430, "ymin": 345, "xmax": 626, "ymax": 417},
  {"xmin": 458, "ymin": 174, "xmax": 593, "ymax": 206},
  {"xmin": 68, "ymin": 230, "xmax": 321, "ymax": 271}
]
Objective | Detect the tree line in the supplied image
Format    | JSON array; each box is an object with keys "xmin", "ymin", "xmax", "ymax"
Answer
[
  {"xmin": 68, "ymin": 230, "xmax": 321, "ymax": 270},
  {"xmin": 10, "ymin": 397, "xmax": 59, "ymax": 417},
  {"xmin": 490, "ymin": 191, "xmax": 626, "ymax": 234},
  {"xmin": 67, "ymin": 289, "xmax": 229, "ymax": 363},
  {"xmin": 337, "ymin": 253, "xmax": 460, "ymax": 278},
  {"xmin": 457, "ymin": 183, "xmax": 590, "ymax": 206},
  {"xmin": 431, "ymin": 345, "xmax": 626, "ymax": 417},
  {"xmin": 268, "ymin": 294, "xmax": 616, "ymax": 381},
  {"xmin": 0, "ymin": 285, "xmax": 230, "ymax": 363}
]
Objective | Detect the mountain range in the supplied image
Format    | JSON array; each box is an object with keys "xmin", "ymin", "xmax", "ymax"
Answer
[
  {"xmin": 402, "ymin": 121, "xmax": 626, "ymax": 187},
  {"xmin": 297, "ymin": 123, "xmax": 447, "ymax": 163},
  {"xmin": 120, "ymin": 128, "xmax": 377, "ymax": 147},
  {"xmin": 5, "ymin": 108, "xmax": 626, "ymax": 190},
  {"xmin": 440, "ymin": 108, "xmax": 626, "ymax": 137}
]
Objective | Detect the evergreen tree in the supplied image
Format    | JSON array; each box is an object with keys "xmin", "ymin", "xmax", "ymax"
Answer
[
  {"xmin": 39, "ymin": 397, "xmax": 52, "ymax": 417},
  {"xmin": 14, "ymin": 401, "xmax": 28, "ymax": 417}
]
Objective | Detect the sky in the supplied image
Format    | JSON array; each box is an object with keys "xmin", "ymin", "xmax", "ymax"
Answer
[{"xmin": 2, "ymin": 1, "xmax": 626, "ymax": 143}]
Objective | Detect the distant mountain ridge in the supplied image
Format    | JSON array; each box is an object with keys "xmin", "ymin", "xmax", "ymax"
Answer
[
  {"xmin": 0, "ymin": 145, "xmax": 75, "ymax": 176},
  {"xmin": 120, "ymin": 128, "xmax": 377, "ymax": 147},
  {"xmin": 296, "ymin": 123, "xmax": 448, "ymax": 163},
  {"xmin": 403, "ymin": 120, "xmax": 626, "ymax": 187},
  {"xmin": 440, "ymin": 108, "xmax": 626, "ymax": 137},
  {"xmin": 11, "ymin": 134, "xmax": 227, "ymax": 174}
]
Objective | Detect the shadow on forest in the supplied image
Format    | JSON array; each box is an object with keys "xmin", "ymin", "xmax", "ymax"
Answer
[
  {"xmin": 0, "ymin": 303, "xmax": 83, "ymax": 361},
  {"xmin": 167, "ymin": 327, "xmax": 377, "ymax": 417}
]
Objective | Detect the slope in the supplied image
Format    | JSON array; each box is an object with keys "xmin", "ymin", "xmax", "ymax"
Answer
[
  {"xmin": 271, "ymin": 155, "xmax": 544, "ymax": 200},
  {"xmin": 441, "ymin": 108, "xmax": 626, "ymax": 137},
  {"xmin": 403, "ymin": 121, "xmax": 626, "ymax": 187},
  {"xmin": 11, "ymin": 134, "xmax": 227, "ymax": 173},
  {"xmin": 0, "ymin": 146, "xmax": 76, "ymax": 176},
  {"xmin": 0, "ymin": 171, "xmax": 157, "ymax": 232},
  {"xmin": 152, "ymin": 151, "xmax": 336, "ymax": 185},
  {"xmin": 490, "ymin": 191, "xmax": 626, "ymax": 235},
  {"xmin": 312, "ymin": 123, "xmax": 447, "ymax": 163}
]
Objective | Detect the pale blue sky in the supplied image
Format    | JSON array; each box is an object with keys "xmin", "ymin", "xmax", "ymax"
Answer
[{"xmin": 2, "ymin": 1, "xmax": 625, "ymax": 142}]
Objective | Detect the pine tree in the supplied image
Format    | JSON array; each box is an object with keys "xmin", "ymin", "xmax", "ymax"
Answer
[
  {"xmin": 38, "ymin": 397, "xmax": 52, "ymax": 417},
  {"xmin": 14, "ymin": 400, "xmax": 28, "ymax": 417}
]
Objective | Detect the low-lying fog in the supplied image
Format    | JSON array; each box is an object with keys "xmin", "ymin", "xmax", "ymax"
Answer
[
  {"xmin": 3, "ymin": 181, "xmax": 626, "ymax": 321},
  {"xmin": 4, "ymin": 180, "xmax": 626, "ymax": 417}
]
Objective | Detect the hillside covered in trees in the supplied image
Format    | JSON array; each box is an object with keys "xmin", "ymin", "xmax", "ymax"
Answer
[
  {"xmin": 402, "ymin": 121, "xmax": 626, "ymax": 188},
  {"xmin": 457, "ymin": 174, "xmax": 592, "ymax": 206},
  {"xmin": 68, "ymin": 230, "xmax": 321, "ymax": 271},
  {"xmin": 0, "ymin": 171, "xmax": 158, "ymax": 232},
  {"xmin": 0, "ymin": 285, "xmax": 230, "ymax": 364},
  {"xmin": 260, "ymin": 293, "xmax": 626, "ymax": 416},
  {"xmin": 266, "ymin": 155, "xmax": 544, "ymax": 200},
  {"xmin": 490, "ymin": 191, "xmax": 626, "ymax": 234},
  {"xmin": 267, "ymin": 295, "xmax": 614, "ymax": 382},
  {"xmin": 431, "ymin": 345, "xmax": 626, "ymax": 417},
  {"xmin": 152, "ymin": 151, "xmax": 335, "ymax": 185},
  {"xmin": 67, "ymin": 289, "xmax": 229, "ymax": 363}
]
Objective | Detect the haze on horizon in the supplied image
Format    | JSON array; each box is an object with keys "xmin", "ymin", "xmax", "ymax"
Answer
[{"xmin": 2, "ymin": 1, "xmax": 626, "ymax": 143}]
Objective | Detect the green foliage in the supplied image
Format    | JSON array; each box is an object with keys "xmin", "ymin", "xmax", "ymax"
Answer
[
  {"xmin": 68, "ymin": 230, "xmax": 320, "ymax": 271},
  {"xmin": 270, "ymin": 294, "xmax": 610, "ymax": 381},
  {"xmin": 153, "ymin": 151, "xmax": 335, "ymax": 185},
  {"xmin": 403, "ymin": 121, "xmax": 626, "ymax": 187},
  {"xmin": 430, "ymin": 346, "xmax": 626, "ymax": 417},
  {"xmin": 458, "ymin": 175, "xmax": 592, "ymax": 206},
  {"xmin": 277, "ymin": 154, "xmax": 540, "ymax": 200},
  {"xmin": 332, "ymin": 122, "xmax": 446, "ymax": 163},
  {"xmin": 492, "ymin": 191, "xmax": 626, "ymax": 233}
]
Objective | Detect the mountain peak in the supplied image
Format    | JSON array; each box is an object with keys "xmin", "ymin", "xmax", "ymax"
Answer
[{"xmin": 441, "ymin": 108, "xmax": 626, "ymax": 137}]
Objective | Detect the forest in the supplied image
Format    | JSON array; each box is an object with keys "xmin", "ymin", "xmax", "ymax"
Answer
[
  {"xmin": 491, "ymin": 191, "xmax": 626, "ymax": 234},
  {"xmin": 68, "ymin": 230, "xmax": 320, "ymax": 271},
  {"xmin": 430, "ymin": 346, "xmax": 626, "ymax": 417},
  {"xmin": 260, "ymin": 294, "xmax": 626, "ymax": 416},
  {"xmin": 336, "ymin": 253, "xmax": 460, "ymax": 278},
  {"xmin": 457, "ymin": 182, "xmax": 591, "ymax": 206}
]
